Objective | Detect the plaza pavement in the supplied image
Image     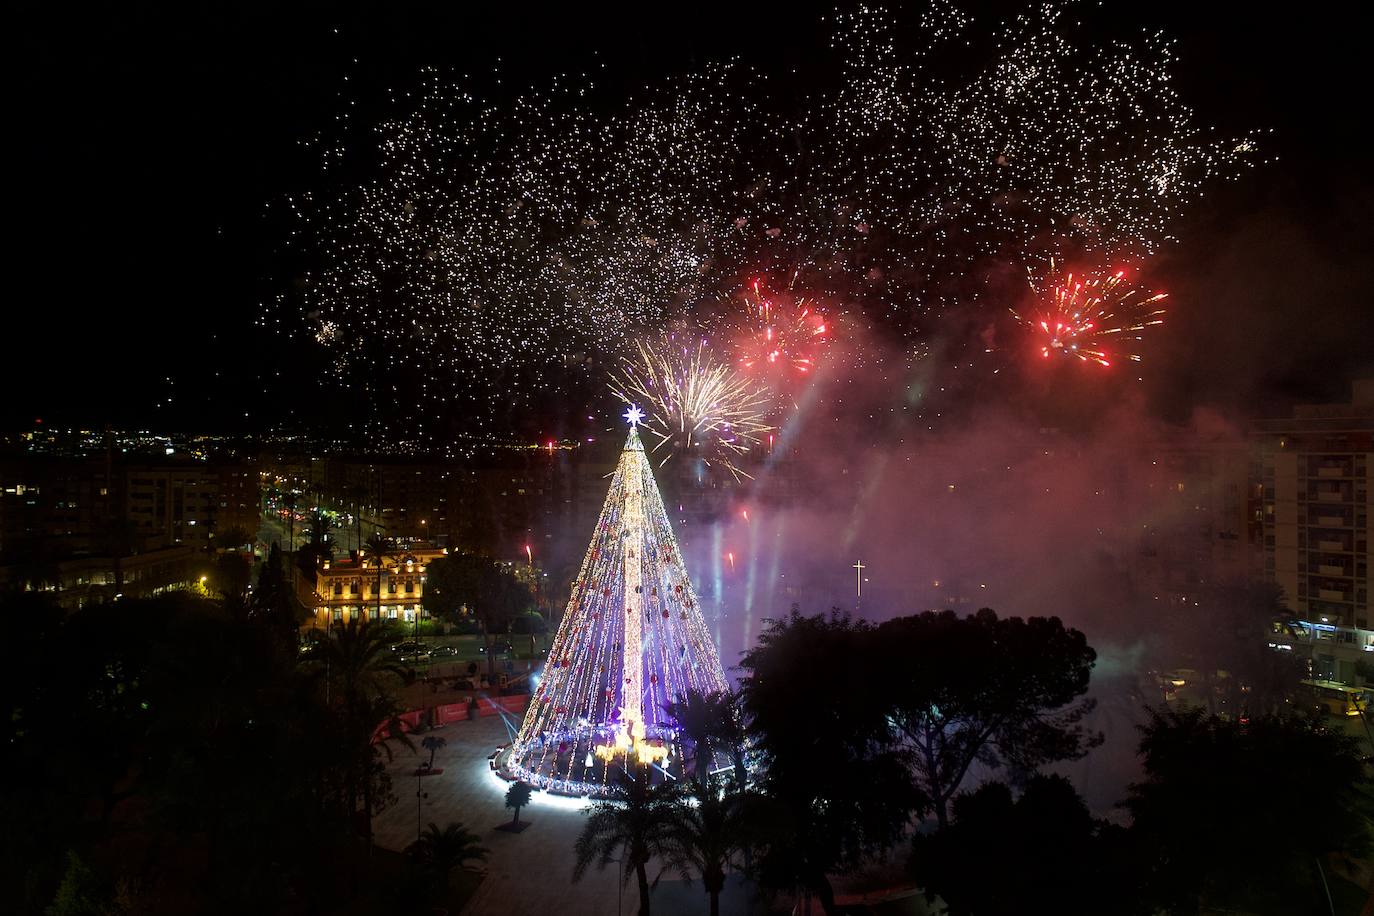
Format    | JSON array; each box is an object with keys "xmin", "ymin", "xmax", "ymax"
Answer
[{"xmin": 371, "ymin": 714, "xmax": 763, "ymax": 916}]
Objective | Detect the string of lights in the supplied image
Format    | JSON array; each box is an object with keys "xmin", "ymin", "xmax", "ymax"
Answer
[{"xmin": 504, "ymin": 411, "xmax": 730, "ymax": 794}]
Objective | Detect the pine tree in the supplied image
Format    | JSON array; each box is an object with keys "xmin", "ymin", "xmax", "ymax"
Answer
[{"xmin": 505, "ymin": 413, "xmax": 729, "ymax": 796}]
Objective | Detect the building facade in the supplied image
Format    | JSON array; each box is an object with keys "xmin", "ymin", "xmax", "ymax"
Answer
[
  {"xmin": 308, "ymin": 544, "xmax": 448, "ymax": 629},
  {"xmin": 1254, "ymin": 381, "xmax": 1373, "ymax": 632},
  {"xmin": 1, "ymin": 451, "xmax": 259, "ymax": 608}
]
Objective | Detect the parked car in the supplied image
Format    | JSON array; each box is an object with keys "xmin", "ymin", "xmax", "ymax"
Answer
[
  {"xmin": 430, "ymin": 645, "xmax": 459, "ymax": 658},
  {"xmin": 392, "ymin": 641, "xmax": 430, "ymax": 659},
  {"xmin": 478, "ymin": 640, "xmax": 513, "ymax": 655}
]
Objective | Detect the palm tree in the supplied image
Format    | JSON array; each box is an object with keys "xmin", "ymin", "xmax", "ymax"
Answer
[
  {"xmin": 282, "ymin": 492, "xmax": 299, "ymax": 553},
  {"xmin": 352, "ymin": 692, "xmax": 414, "ymax": 843},
  {"xmin": 411, "ymin": 821, "xmax": 488, "ymax": 877},
  {"xmin": 710, "ymin": 690, "xmax": 751, "ymax": 793},
  {"xmin": 349, "ymin": 483, "xmax": 369, "ymax": 551},
  {"xmin": 667, "ymin": 781, "xmax": 759, "ymax": 916},
  {"xmin": 505, "ymin": 780, "xmax": 532, "ymax": 826},
  {"xmin": 316, "ymin": 617, "xmax": 410, "ymax": 706},
  {"xmin": 421, "ymin": 735, "xmax": 446, "ymax": 769},
  {"xmin": 314, "ymin": 619, "xmax": 413, "ymax": 843},
  {"xmin": 665, "ymin": 689, "xmax": 728, "ymax": 784},
  {"xmin": 307, "ymin": 510, "xmax": 332, "ymax": 550},
  {"xmin": 363, "ymin": 532, "xmax": 394, "ymax": 622},
  {"xmin": 300, "ymin": 510, "xmax": 334, "ymax": 573},
  {"xmin": 572, "ymin": 768, "xmax": 687, "ymax": 916}
]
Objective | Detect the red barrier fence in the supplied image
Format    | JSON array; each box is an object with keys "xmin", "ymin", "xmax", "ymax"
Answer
[
  {"xmin": 476, "ymin": 694, "xmax": 528, "ymax": 718},
  {"xmin": 376, "ymin": 694, "xmax": 529, "ymax": 741}
]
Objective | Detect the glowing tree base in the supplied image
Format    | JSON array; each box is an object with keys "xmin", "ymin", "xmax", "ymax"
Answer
[{"xmin": 500, "ymin": 413, "xmax": 729, "ymax": 796}]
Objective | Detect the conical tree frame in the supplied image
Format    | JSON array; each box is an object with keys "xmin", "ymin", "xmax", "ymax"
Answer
[{"xmin": 505, "ymin": 426, "xmax": 729, "ymax": 795}]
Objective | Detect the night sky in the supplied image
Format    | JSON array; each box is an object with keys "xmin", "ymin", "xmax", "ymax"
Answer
[{"xmin": 12, "ymin": 1, "xmax": 1372, "ymax": 432}]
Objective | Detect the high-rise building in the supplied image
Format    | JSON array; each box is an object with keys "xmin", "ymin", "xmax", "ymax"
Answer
[
  {"xmin": 1254, "ymin": 380, "xmax": 1373, "ymax": 630},
  {"xmin": 124, "ymin": 459, "xmax": 261, "ymax": 550}
]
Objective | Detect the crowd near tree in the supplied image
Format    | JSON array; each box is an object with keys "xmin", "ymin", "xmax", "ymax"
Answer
[{"xmin": 3, "ymin": 557, "xmax": 1370, "ymax": 914}]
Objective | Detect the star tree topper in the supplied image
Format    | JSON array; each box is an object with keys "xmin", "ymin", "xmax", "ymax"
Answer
[{"xmin": 624, "ymin": 404, "xmax": 645, "ymax": 428}]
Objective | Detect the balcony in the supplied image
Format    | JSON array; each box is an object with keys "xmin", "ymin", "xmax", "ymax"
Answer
[
  {"xmin": 1317, "ymin": 564, "xmax": 1351, "ymax": 577},
  {"xmin": 1313, "ymin": 515, "xmax": 1352, "ymax": 528},
  {"xmin": 1316, "ymin": 464, "xmax": 1352, "ymax": 478},
  {"xmin": 1318, "ymin": 588, "xmax": 1353, "ymax": 602},
  {"xmin": 1318, "ymin": 539, "xmax": 1351, "ymax": 552}
]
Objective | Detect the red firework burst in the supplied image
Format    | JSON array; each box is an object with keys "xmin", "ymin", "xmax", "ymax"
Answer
[
  {"xmin": 733, "ymin": 279, "xmax": 830, "ymax": 375},
  {"xmin": 1012, "ymin": 261, "xmax": 1167, "ymax": 367}
]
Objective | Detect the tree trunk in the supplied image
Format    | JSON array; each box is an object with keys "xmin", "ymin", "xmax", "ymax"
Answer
[
  {"xmin": 635, "ymin": 861, "xmax": 652, "ymax": 916},
  {"xmin": 934, "ymin": 794, "xmax": 950, "ymax": 830},
  {"xmin": 709, "ymin": 889, "xmax": 720, "ymax": 916},
  {"xmin": 695, "ymin": 741, "xmax": 710, "ymax": 785},
  {"xmin": 513, "ymin": 805, "xmax": 521, "ymax": 825}
]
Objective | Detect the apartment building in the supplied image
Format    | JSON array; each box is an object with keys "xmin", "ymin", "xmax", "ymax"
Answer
[{"xmin": 1254, "ymin": 381, "xmax": 1373, "ymax": 630}]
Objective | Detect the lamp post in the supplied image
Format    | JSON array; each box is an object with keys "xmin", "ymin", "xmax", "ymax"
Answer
[{"xmin": 416, "ymin": 771, "xmax": 428, "ymax": 844}]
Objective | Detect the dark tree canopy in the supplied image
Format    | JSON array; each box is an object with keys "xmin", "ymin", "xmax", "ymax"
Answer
[
  {"xmin": 422, "ymin": 552, "xmax": 532, "ymax": 626},
  {"xmin": 739, "ymin": 610, "xmax": 924, "ymax": 913},
  {"xmin": 1, "ymin": 593, "xmax": 410, "ymax": 912},
  {"xmin": 424, "ymin": 553, "xmax": 533, "ymax": 675},
  {"xmin": 910, "ymin": 774, "xmax": 1133, "ymax": 916},
  {"xmin": 1124, "ymin": 708, "xmax": 1373, "ymax": 914},
  {"xmin": 873, "ymin": 608, "xmax": 1102, "ymax": 827},
  {"xmin": 1158, "ymin": 579, "xmax": 1304, "ymax": 717}
]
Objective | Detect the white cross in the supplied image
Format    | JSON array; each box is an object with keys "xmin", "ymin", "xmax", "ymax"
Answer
[{"xmin": 853, "ymin": 560, "xmax": 866, "ymax": 599}]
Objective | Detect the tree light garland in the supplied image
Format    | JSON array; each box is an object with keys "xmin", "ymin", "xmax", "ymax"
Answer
[{"xmin": 503, "ymin": 412, "xmax": 728, "ymax": 793}]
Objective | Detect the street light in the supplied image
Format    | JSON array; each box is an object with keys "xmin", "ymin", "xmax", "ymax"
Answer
[{"xmin": 416, "ymin": 773, "xmax": 429, "ymax": 844}]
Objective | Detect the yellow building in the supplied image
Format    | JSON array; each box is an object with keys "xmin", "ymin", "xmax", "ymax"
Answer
[{"xmin": 309, "ymin": 544, "xmax": 447, "ymax": 628}]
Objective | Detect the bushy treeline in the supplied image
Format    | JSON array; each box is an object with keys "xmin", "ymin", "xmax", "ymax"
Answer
[
  {"xmin": 573, "ymin": 607, "xmax": 1372, "ymax": 916},
  {"xmin": 1, "ymin": 547, "xmax": 458, "ymax": 915}
]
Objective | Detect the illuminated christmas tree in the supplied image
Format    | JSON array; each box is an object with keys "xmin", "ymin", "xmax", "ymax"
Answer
[{"xmin": 503, "ymin": 407, "xmax": 729, "ymax": 795}]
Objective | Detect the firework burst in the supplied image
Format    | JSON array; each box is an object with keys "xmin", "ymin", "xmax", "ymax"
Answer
[
  {"xmin": 1012, "ymin": 261, "xmax": 1168, "ymax": 367},
  {"xmin": 609, "ymin": 338, "xmax": 773, "ymax": 479},
  {"xmin": 271, "ymin": 2, "xmax": 1259, "ymax": 440},
  {"xmin": 732, "ymin": 279, "xmax": 830, "ymax": 376}
]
